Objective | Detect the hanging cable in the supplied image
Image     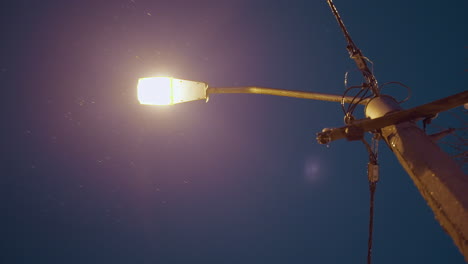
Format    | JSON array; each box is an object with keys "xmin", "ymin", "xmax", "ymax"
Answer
[
  {"xmin": 341, "ymin": 85, "xmax": 366, "ymax": 115},
  {"xmin": 341, "ymin": 83, "xmax": 372, "ymax": 124},
  {"xmin": 326, "ymin": 0, "xmax": 380, "ymax": 96},
  {"xmin": 379, "ymin": 81, "xmax": 413, "ymax": 103},
  {"xmin": 367, "ymin": 177, "xmax": 377, "ymax": 264},
  {"xmin": 362, "ymin": 134, "xmax": 380, "ymax": 264}
]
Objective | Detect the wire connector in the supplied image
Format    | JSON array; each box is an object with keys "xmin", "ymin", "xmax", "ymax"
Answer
[{"xmin": 367, "ymin": 162, "xmax": 379, "ymax": 183}]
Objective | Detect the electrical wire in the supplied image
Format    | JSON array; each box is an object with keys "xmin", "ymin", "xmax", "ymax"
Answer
[
  {"xmin": 340, "ymin": 81, "xmax": 374, "ymax": 123},
  {"xmin": 340, "ymin": 62, "xmax": 378, "ymax": 121},
  {"xmin": 362, "ymin": 135, "xmax": 379, "ymax": 264},
  {"xmin": 341, "ymin": 84, "xmax": 366, "ymax": 115},
  {"xmin": 326, "ymin": 0, "xmax": 380, "ymax": 96},
  {"xmin": 379, "ymin": 81, "xmax": 412, "ymax": 103},
  {"xmin": 348, "ymin": 87, "xmax": 371, "ymax": 115},
  {"xmin": 367, "ymin": 181, "xmax": 377, "ymax": 264}
]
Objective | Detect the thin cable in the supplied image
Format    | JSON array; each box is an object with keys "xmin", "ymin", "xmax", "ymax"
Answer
[
  {"xmin": 341, "ymin": 85, "xmax": 366, "ymax": 115},
  {"xmin": 368, "ymin": 181, "xmax": 377, "ymax": 264},
  {"xmin": 348, "ymin": 87, "xmax": 370, "ymax": 115},
  {"xmin": 326, "ymin": 0, "xmax": 380, "ymax": 96},
  {"xmin": 346, "ymin": 87, "xmax": 366, "ymax": 114},
  {"xmin": 341, "ymin": 71, "xmax": 373, "ymax": 120},
  {"xmin": 379, "ymin": 81, "xmax": 412, "ymax": 103},
  {"xmin": 362, "ymin": 135, "xmax": 379, "ymax": 264}
]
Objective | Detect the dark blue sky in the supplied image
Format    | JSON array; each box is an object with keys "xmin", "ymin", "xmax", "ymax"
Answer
[{"xmin": 2, "ymin": 0, "xmax": 467, "ymax": 263}]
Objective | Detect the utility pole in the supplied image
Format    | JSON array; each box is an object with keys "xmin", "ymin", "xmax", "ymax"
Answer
[
  {"xmin": 136, "ymin": 1, "xmax": 468, "ymax": 261},
  {"xmin": 319, "ymin": 0, "xmax": 468, "ymax": 262}
]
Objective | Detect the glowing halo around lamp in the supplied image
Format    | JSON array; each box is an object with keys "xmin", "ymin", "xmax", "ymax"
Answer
[{"xmin": 137, "ymin": 77, "xmax": 208, "ymax": 105}]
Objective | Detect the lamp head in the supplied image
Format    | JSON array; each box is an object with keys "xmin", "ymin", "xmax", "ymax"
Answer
[{"xmin": 137, "ymin": 77, "xmax": 208, "ymax": 105}]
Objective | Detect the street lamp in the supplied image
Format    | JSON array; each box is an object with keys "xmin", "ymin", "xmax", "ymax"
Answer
[
  {"xmin": 137, "ymin": 1, "xmax": 468, "ymax": 263},
  {"xmin": 137, "ymin": 75, "xmax": 468, "ymax": 262},
  {"xmin": 137, "ymin": 76, "xmax": 369, "ymax": 106}
]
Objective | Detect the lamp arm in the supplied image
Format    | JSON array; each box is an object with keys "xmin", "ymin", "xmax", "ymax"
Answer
[{"xmin": 206, "ymin": 86, "xmax": 368, "ymax": 105}]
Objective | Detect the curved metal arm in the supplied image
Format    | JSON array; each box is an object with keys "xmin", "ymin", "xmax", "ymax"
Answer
[{"xmin": 207, "ymin": 86, "xmax": 369, "ymax": 105}]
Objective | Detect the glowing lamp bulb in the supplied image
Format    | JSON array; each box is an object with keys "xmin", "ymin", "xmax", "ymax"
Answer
[
  {"xmin": 137, "ymin": 77, "xmax": 172, "ymax": 105},
  {"xmin": 137, "ymin": 77, "xmax": 208, "ymax": 105}
]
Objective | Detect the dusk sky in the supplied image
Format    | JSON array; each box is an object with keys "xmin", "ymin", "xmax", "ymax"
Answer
[{"xmin": 2, "ymin": 0, "xmax": 467, "ymax": 263}]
